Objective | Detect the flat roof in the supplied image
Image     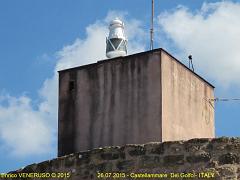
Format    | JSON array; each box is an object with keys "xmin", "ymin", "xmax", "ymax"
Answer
[{"xmin": 58, "ymin": 48, "xmax": 215, "ymax": 88}]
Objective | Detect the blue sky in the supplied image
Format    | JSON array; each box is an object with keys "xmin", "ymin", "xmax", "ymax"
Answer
[{"xmin": 0, "ymin": 0, "xmax": 240, "ymax": 173}]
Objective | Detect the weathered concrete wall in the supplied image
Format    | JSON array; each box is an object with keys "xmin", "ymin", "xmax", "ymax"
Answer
[
  {"xmin": 58, "ymin": 48, "xmax": 215, "ymax": 157},
  {"xmin": 161, "ymin": 51, "xmax": 215, "ymax": 141},
  {"xmin": 59, "ymin": 51, "xmax": 162, "ymax": 156},
  {"xmin": 6, "ymin": 138, "xmax": 240, "ymax": 180}
]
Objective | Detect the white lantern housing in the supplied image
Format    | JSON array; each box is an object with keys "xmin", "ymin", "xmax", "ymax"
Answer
[{"xmin": 106, "ymin": 18, "xmax": 127, "ymax": 58}]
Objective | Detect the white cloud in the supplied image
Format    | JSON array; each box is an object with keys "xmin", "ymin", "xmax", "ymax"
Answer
[
  {"xmin": 0, "ymin": 11, "xmax": 146, "ymax": 157},
  {"xmin": 0, "ymin": 95, "xmax": 53, "ymax": 156},
  {"xmin": 158, "ymin": 1, "xmax": 240, "ymax": 87}
]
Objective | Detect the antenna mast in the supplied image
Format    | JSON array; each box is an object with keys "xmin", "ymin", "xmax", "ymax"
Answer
[{"xmin": 150, "ymin": 0, "xmax": 154, "ymax": 50}]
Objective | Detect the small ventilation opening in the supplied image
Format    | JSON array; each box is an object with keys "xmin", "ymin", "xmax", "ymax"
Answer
[{"xmin": 69, "ymin": 81, "xmax": 75, "ymax": 91}]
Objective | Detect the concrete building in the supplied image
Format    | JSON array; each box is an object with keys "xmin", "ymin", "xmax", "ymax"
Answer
[{"xmin": 58, "ymin": 48, "xmax": 215, "ymax": 157}]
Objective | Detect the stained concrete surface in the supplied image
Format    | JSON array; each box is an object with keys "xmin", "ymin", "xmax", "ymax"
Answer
[{"xmin": 58, "ymin": 49, "xmax": 214, "ymax": 157}]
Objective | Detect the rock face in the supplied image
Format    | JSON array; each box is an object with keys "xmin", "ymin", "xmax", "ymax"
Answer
[{"xmin": 5, "ymin": 137, "xmax": 240, "ymax": 179}]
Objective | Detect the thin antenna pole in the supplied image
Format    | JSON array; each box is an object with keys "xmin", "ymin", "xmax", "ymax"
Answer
[{"xmin": 150, "ymin": 0, "xmax": 154, "ymax": 50}]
